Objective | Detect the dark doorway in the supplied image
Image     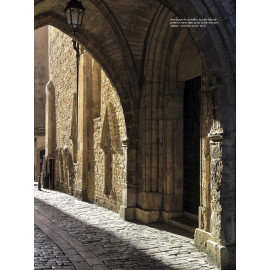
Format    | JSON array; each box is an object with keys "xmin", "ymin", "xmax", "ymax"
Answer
[
  {"xmin": 183, "ymin": 76, "xmax": 201, "ymax": 215},
  {"xmin": 39, "ymin": 149, "xmax": 45, "ymax": 174},
  {"xmin": 49, "ymin": 158, "xmax": 55, "ymax": 190}
]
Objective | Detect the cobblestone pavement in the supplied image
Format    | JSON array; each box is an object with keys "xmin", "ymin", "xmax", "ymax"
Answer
[
  {"xmin": 35, "ymin": 225, "xmax": 76, "ymax": 270},
  {"xmin": 34, "ymin": 187, "xmax": 218, "ymax": 270}
]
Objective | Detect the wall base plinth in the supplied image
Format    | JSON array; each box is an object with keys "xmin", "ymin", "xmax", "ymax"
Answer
[
  {"xmin": 194, "ymin": 228, "xmax": 211, "ymax": 251},
  {"xmin": 135, "ymin": 208, "xmax": 160, "ymax": 224},
  {"xmin": 161, "ymin": 211, "xmax": 183, "ymax": 223},
  {"xmin": 206, "ymin": 240, "xmax": 236, "ymax": 270},
  {"xmin": 74, "ymin": 189, "xmax": 82, "ymax": 200},
  {"xmin": 134, "ymin": 208, "xmax": 184, "ymax": 225},
  {"xmin": 119, "ymin": 206, "xmax": 135, "ymax": 221}
]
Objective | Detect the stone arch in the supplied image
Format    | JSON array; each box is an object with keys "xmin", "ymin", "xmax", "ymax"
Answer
[
  {"xmin": 34, "ymin": 15, "xmax": 137, "ymax": 141},
  {"xmin": 154, "ymin": 2, "xmax": 236, "ymax": 268},
  {"xmin": 156, "ymin": 0, "xmax": 236, "ymax": 121},
  {"xmin": 138, "ymin": 2, "xmax": 235, "ymax": 268},
  {"xmin": 138, "ymin": 3, "xmax": 204, "ymax": 220}
]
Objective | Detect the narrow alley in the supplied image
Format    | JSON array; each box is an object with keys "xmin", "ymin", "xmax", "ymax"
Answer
[{"xmin": 34, "ymin": 185, "xmax": 217, "ymax": 270}]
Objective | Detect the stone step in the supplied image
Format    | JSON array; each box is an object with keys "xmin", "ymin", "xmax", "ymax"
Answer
[{"xmin": 169, "ymin": 216, "xmax": 198, "ymax": 234}]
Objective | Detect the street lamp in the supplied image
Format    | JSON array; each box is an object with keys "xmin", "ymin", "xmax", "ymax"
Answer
[{"xmin": 64, "ymin": 0, "xmax": 85, "ymax": 35}]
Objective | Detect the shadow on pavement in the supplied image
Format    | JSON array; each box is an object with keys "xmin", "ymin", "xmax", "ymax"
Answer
[{"xmin": 34, "ymin": 197, "xmax": 195, "ymax": 270}]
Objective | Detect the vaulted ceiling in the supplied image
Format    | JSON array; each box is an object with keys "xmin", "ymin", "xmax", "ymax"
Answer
[{"xmin": 35, "ymin": 0, "xmax": 236, "ymax": 137}]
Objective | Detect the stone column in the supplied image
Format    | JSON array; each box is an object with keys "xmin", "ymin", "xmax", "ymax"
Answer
[
  {"xmin": 119, "ymin": 138, "xmax": 138, "ymax": 220},
  {"xmin": 76, "ymin": 51, "xmax": 91, "ymax": 200},
  {"xmin": 194, "ymin": 78, "xmax": 212, "ymax": 252},
  {"xmin": 205, "ymin": 120, "xmax": 236, "ymax": 270},
  {"xmin": 45, "ymin": 81, "xmax": 54, "ymax": 158}
]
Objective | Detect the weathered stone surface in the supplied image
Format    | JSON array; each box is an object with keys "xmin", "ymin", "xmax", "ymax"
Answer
[
  {"xmin": 47, "ymin": 27, "xmax": 127, "ymax": 212},
  {"xmin": 206, "ymin": 240, "xmax": 236, "ymax": 270},
  {"xmin": 138, "ymin": 191, "xmax": 163, "ymax": 210},
  {"xmin": 135, "ymin": 208, "xmax": 160, "ymax": 224},
  {"xmin": 194, "ymin": 228, "xmax": 212, "ymax": 251},
  {"xmin": 34, "ymin": 26, "xmax": 48, "ymax": 180}
]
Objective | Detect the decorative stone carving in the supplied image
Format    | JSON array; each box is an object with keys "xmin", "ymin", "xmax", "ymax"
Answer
[
  {"xmin": 56, "ymin": 147, "xmax": 64, "ymax": 185},
  {"xmin": 63, "ymin": 146, "xmax": 74, "ymax": 194},
  {"xmin": 46, "ymin": 80, "xmax": 53, "ymax": 92},
  {"xmin": 100, "ymin": 109, "xmax": 113, "ymax": 195},
  {"xmin": 208, "ymin": 120, "xmax": 224, "ymax": 140}
]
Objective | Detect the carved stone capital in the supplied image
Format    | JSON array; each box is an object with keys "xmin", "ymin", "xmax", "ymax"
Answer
[{"xmin": 208, "ymin": 120, "xmax": 224, "ymax": 141}]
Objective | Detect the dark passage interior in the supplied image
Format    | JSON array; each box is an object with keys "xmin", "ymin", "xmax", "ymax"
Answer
[{"xmin": 183, "ymin": 76, "xmax": 201, "ymax": 215}]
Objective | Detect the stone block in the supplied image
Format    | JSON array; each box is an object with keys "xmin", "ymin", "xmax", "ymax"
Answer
[
  {"xmin": 194, "ymin": 228, "xmax": 211, "ymax": 251},
  {"xmin": 140, "ymin": 191, "xmax": 162, "ymax": 211},
  {"xmin": 161, "ymin": 211, "xmax": 183, "ymax": 224},
  {"xmin": 135, "ymin": 208, "xmax": 160, "ymax": 224},
  {"xmin": 73, "ymin": 189, "xmax": 81, "ymax": 199},
  {"xmin": 122, "ymin": 184, "xmax": 137, "ymax": 208},
  {"xmin": 206, "ymin": 240, "xmax": 236, "ymax": 270},
  {"xmin": 119, "ymin": 206, "xmax": 135, "ymax": 221},
  {"xmin": 163, "ymin": 194, "xmax": 183, "ymax": 212}
]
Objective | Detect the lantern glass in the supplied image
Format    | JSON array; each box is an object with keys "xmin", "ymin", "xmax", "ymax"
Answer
[
  {"xmin": 64, "ymin": 0, "xmax": 85, "ymax": 34},
  {"xmin": 65, "ymin": 10, "xmax": 71, "ymax": 25},
  {"xmin": 71, "ymin": 9, "xmax": 79, "ymax": 25},
  {"xmin": 78, "ymin": 11, "xmax": 83, "ymax": 25}
]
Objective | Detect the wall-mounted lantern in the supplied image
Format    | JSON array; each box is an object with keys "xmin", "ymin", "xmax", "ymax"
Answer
[{"xmin": 64, "ymin": 0, "xmax": 85, "ymax": 35}]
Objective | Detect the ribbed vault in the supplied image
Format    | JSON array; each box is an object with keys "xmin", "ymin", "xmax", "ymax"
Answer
[{"xmin": 35, "ymin": 0, "xmax": 236, "ymax": 137}]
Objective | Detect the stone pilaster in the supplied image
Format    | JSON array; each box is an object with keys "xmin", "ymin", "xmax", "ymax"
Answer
[
  {"xmin": 119, "ymin": 138, "xmax": 138, "ymax": 220},
  {"xmin": 204, "ymin": 120, "xmax": 236, "ymax": 270},
  {"xmin": 76, "ymin": 51, "xmax": 91, "ymax": 200},
  {"xmin": 45, "ymin": 81, "xmax": 54, "ymax": 158}
]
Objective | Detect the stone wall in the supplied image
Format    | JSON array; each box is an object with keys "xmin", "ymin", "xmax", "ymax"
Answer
[
  {"xmin": 34, "ymin": 136, "xmax": 45, "ymax": 180},
  {"xmin": 34, "ymin": 26, "xmax": 48, "ymax": 132},
  {"xmin": 34, "ymin": 26, "xmax": 48, "ymax": 179},
  {"xmin": 47, "ymin": 26, "xmax": 127, "ymax": 212},
  {"xmin": 48, "ymin": 26, "xmax": 77, "ymax": 194},
  {"xmin": 92, "ymin": 74, "xmax": 127, "ymax": 212}
]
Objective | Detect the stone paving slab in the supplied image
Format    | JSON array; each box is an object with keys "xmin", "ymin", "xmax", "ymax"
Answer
[{"xmin": 34, "ymin": 186, "xmax": 218, "ymax": 270}]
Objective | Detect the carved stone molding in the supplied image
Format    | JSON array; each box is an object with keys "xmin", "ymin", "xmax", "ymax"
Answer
[
  {"xmin": 122, "ymin": 138, "xmax": 138, "ymax": 149},
  {"xmin": 208, "ymin": 120, "xmax": 224, "ymax": 141},
  {"xmin": 46, "ymin": 80, "xmax": 54, "ymax": 92},
  {"xmin": 123, "ymin": 182, "xmax": 138, "ymax": 192}
]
